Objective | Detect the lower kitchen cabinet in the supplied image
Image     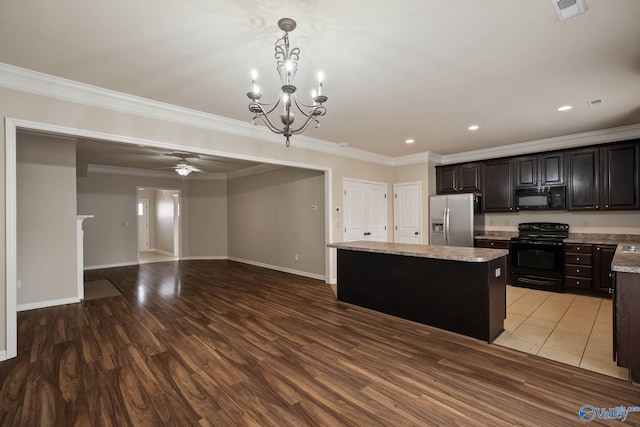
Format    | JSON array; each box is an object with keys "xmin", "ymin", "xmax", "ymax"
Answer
[
  {"xmin": 564, "ymin": 243, "xmax": 593, "ymax": 293},
  {"xmin": 593, "ymin": 244, "xmax": 616, "ymax": 296},
  {"xmin": 475, "ymin": 239, "xmax": 511, "ymax": 284},
  {"xmin": 564, "ymin": 243, "xmax": 615, "ymax": 296}
]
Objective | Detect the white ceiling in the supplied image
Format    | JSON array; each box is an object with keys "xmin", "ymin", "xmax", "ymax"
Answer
[{"xmin": 2, "ymin": 0, "xmax": 640, "ymax": 158}]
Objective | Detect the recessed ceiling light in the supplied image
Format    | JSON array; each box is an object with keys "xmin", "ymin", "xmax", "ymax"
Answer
[
  {"xmin": 405, "ymin": 139, "xmax": 415, "ymax": 144},
  {"xmin": 558, "ymin": 105, "xmax": 572, "ymax": 111},
  {"xmin": 468, "ymin": 125, "xmax": 479, "ymax": 131}
]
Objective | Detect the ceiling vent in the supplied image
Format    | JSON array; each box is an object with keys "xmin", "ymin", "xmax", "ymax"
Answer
[{"xmin": 552, "ymin": 0, "xmax": 586, "ymax": 21}]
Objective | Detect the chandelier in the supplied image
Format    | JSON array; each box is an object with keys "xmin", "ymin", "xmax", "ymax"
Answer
[{"xmin": 247, "ymin": 18, "xmax": 328, "ymax": 147}]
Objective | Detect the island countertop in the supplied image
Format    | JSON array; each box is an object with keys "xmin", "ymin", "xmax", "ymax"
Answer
[{"xmin": 328, "ymin": 241, "xmax": 508, "ymax": 263}]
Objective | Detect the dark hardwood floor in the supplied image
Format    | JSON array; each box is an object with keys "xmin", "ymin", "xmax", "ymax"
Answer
[{"xmin": 1, "ymin": 260, "xmax": 639, "ymax": 426}]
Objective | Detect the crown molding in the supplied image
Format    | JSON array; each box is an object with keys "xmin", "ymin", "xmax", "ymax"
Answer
[
  {"xmin": 0, "ymin": 63, "xmax": 393, "ymax": 166},
  {"xmin": 391, "ymin": 152, "xmax": 442, "ymax": 166},
  {"xmin": 226, "ymin": 164, "xmax": 285, "ymax": 180},
  {"xmin": 439, "ymin": 123, "xmax": 640, "ymax": 165},
  {"xmin": 3, "ymin": 63, "xmax": 637, "ymax": 169},
  {"xmin": 86, "ymin": 164, "xmax": 226, "ymax": 180}
]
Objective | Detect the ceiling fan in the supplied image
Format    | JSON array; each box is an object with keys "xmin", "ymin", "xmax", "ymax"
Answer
[{"xmin": 161, "ymin": 152, "xmax": 203, "ymax": 176}]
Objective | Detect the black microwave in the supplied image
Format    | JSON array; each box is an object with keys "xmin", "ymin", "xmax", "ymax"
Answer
[{"xmin": 515, "ymin": 186, "xmax": 566, "ymax": 211}]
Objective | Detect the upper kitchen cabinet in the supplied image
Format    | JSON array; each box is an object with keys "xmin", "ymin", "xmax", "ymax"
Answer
[
  {"xmin": 436, "ymin": 163, "xmax": 481, "ymax": 194},
  {"xmin": 514, "ymin": 152, "xmax": 564, "ymax": 188},
  {"xmin": 567, "ymin": 140, "xmax": 640, "ymax": 211},
  {"xmin": 482, "ymin": 158, "xmax": 514, "ymax": 212},
  {"xmin": 601, "ymin": 141, "xmax": 640, "ymax": 210},
  {"xmin": 567, "ymin": 147, "xmax": 600, "ymax": 210}
]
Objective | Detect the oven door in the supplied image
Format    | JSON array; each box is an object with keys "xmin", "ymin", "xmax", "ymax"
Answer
[{"xmin": 511, "ymin": 239, "xmax": 564, "ymax": 291}]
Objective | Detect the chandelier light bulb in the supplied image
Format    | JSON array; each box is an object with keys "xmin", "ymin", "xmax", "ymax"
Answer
[{"xmin": 246, "ymin": 18, "xmax": 328, "ymax": 147}]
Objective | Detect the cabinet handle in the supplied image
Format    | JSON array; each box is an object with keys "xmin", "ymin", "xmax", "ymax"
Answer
[
  {"xmin": 490, "ymin": 242, "xmax": 494, "ymax": 246},
  {"xmin": 605, "ymin": 205, "xmax": 609, "ymax": 208},
  {"xmin": 576, "ymin": 280, "xmax": 581, "ymax": 285},
  {"xmin": 576, "ymin": 257, "xmax": 580, "ymax": 261},
  {"xmin": 577, "ymin": 247, "xmax": 580, "ymax": 250},
  {"xmin": 597, "ymin": 247, "xmax": 600, "ymax": 251},
  {"xmin": 609, "ymin": 288, "xmax": 614, "ymax": 295},
  {"xmin": 595, "ymin": 205, "xmax": 599, "ymax": 209},
  {"xmin": 576, "ymin": 269, "xmax": 580, "ymax": 273},
  {"xmin": 609, "ymin": 273, "xmax": 613, "ymax": 278}
]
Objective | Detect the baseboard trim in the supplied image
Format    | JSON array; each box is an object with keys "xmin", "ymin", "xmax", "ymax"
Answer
[
  {"xmin": 0, "ymin": 350, "xmax": 6, "ymax": 361},
  {"xmin": 17, "ymin": 297, "xmax": 81, "ymax": 312},
  {"xmin": 181, "ymin": 256, "xmax": 228, "ymax": 260},
  {"xmin": 84, "ymin": 261, "xmax": 139, "ymax": 270},
  {"xmin": 227, "ymin": 257, "xmax": 325, "ymax": 281}
]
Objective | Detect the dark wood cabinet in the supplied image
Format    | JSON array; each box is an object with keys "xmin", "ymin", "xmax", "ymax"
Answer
[
  {"xmin": 436, "ymin": 139, "xmax": 639, "ymax": 212},
  {"xmin": 436, "ymin": 165, "xmax": 457, "ymax": 194},
  {"xmin": 475, "ymin": 239, "xmax": 511, "ymax": 285},
  {"xmin": 567, "ymin": 147, "xmax": 599, "ymax": 210},
  {"xmin": 566, "ymin": 141, "xmax": 639, "ymax": 211},
  {"xmin": 593, "ymin": 244, "xmax": 616, "ymax": 295},
  {"xmin": 564, "ymin": 242, "xmax": 615, "ymax": 297},
  {"xmin": 564, "ymin": 243, "xmax": 593, "ymax": 293},
  {"xmin": 436, "ymin": 163, "xmax": 481, "ymax": 194},
  {"xmin": 601, "ymin": 141, "xmax": 640, "ymax": 210},
  {"xmin": 481, "ymin": 159, "xmax": 514, "ymax": 212},
  {"xmin": 514, "ymin": 152, "xmax": 564, "ymax": 188}
]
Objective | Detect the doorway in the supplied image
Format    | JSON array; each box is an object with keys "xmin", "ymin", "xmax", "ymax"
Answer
[{"xmin": 137, "ymin": 187, "xmax": 180, "ymax": 264}]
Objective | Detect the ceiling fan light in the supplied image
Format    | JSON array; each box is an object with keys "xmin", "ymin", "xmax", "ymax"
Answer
[{"xmin": 176, "ymin": 167, "xmax": 191, "ymax": 176}]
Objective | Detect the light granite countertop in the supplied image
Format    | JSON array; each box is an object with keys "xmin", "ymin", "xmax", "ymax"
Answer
[
  {"xmin": 328, "ymin": 241, "xmax": 508, "ymax": 263},
  {"xmin": 612, "ymin": 244, "xmax": 640, "ymax": 274}
]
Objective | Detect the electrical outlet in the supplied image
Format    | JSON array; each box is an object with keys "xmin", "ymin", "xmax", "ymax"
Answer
[
  {"xmin": 495, "ymin": 268, "xmax": 501, "ymax": 278},
  {"xmin": 294, "ymin": 254, "xmax": 299, "ymax": 261}
]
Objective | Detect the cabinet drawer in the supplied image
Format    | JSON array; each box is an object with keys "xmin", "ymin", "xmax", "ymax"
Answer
[
  {"xmin": 565, "ymin": 276, "xmax": 593, "ymax": 290},
  {"xmin": 565, "ymin": 265, "xmax": 592, "ymax": 278},
  {"xmin": 564, "ymin": 244, "xmax": 592, "ymax": 254},
  {"xmin": 565, "ymin": 254, "xmax": 592, "ymax": 265},
  {"xmin": 476, "ymin": 240, "xmax": 510, "ymax": 249}
]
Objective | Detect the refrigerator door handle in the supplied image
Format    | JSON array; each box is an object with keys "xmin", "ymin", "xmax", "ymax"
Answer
[{"xmin": 444, "ymin": 207, "xmax": 450, "ymax": 245}]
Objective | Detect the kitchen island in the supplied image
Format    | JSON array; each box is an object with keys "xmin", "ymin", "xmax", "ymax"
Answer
[
  {"xmin": 612, "ymin": 245, "xmax": 640, "ymax": 384},
  {"xmin": 328, "ymin": 241, "xmax": 508, "ymax": 343}
]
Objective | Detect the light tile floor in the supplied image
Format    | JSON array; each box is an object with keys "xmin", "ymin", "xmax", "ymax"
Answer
[
  {"xmin": 139, "ymin": 250, "xmax": 178, "ymax": 264},
  {"xmin": 83, "ymin": 279, "xmax": 122, "ymax": 300},
  {"xmin": 495, "ymin": 285, "xmax": 629, "ymax": 380}
]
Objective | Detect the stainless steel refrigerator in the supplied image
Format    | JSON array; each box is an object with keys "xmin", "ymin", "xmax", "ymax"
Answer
[{"xmin": 429, "ymin": 194, "xmax": 484, "ymax": 247}]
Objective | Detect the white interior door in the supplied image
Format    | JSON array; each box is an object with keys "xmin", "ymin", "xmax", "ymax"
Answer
[
  {"xmin": 394, "ymin": 182, "xmax": 422, "ymax": 244},
  {"xmin": 344, "ymin": 180, "xmax": 366, "ymax": 241},
  {"xmin": 343, "ymin": 179, "xmax": 388, "ymax": 242},
  {"xmin": 138, "ymin": 198, "xmax": 150, "ymax": 251},
  {"xmin": 366, "ymin": 183, "xmax": 387, "ymax": 242}
]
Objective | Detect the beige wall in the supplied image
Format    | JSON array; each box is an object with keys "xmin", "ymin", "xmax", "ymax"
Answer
[
  {"xmin": 187, "ymin": 179, "xmax": 228, "ymax": 257},
  {"xmin": 17, "ymin": 133, "xmax": 77, "ymax": 306},
  {"xmin": 485, "ymin": 211, "xmax": 640, "ymax": 234},
  {"xmin": 77, "ymin": 171, "xmax": 188, "ymax": 267},
  {"xmin": 228, "ymin": 167, "xmax": 326, "ymax": 276}
]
